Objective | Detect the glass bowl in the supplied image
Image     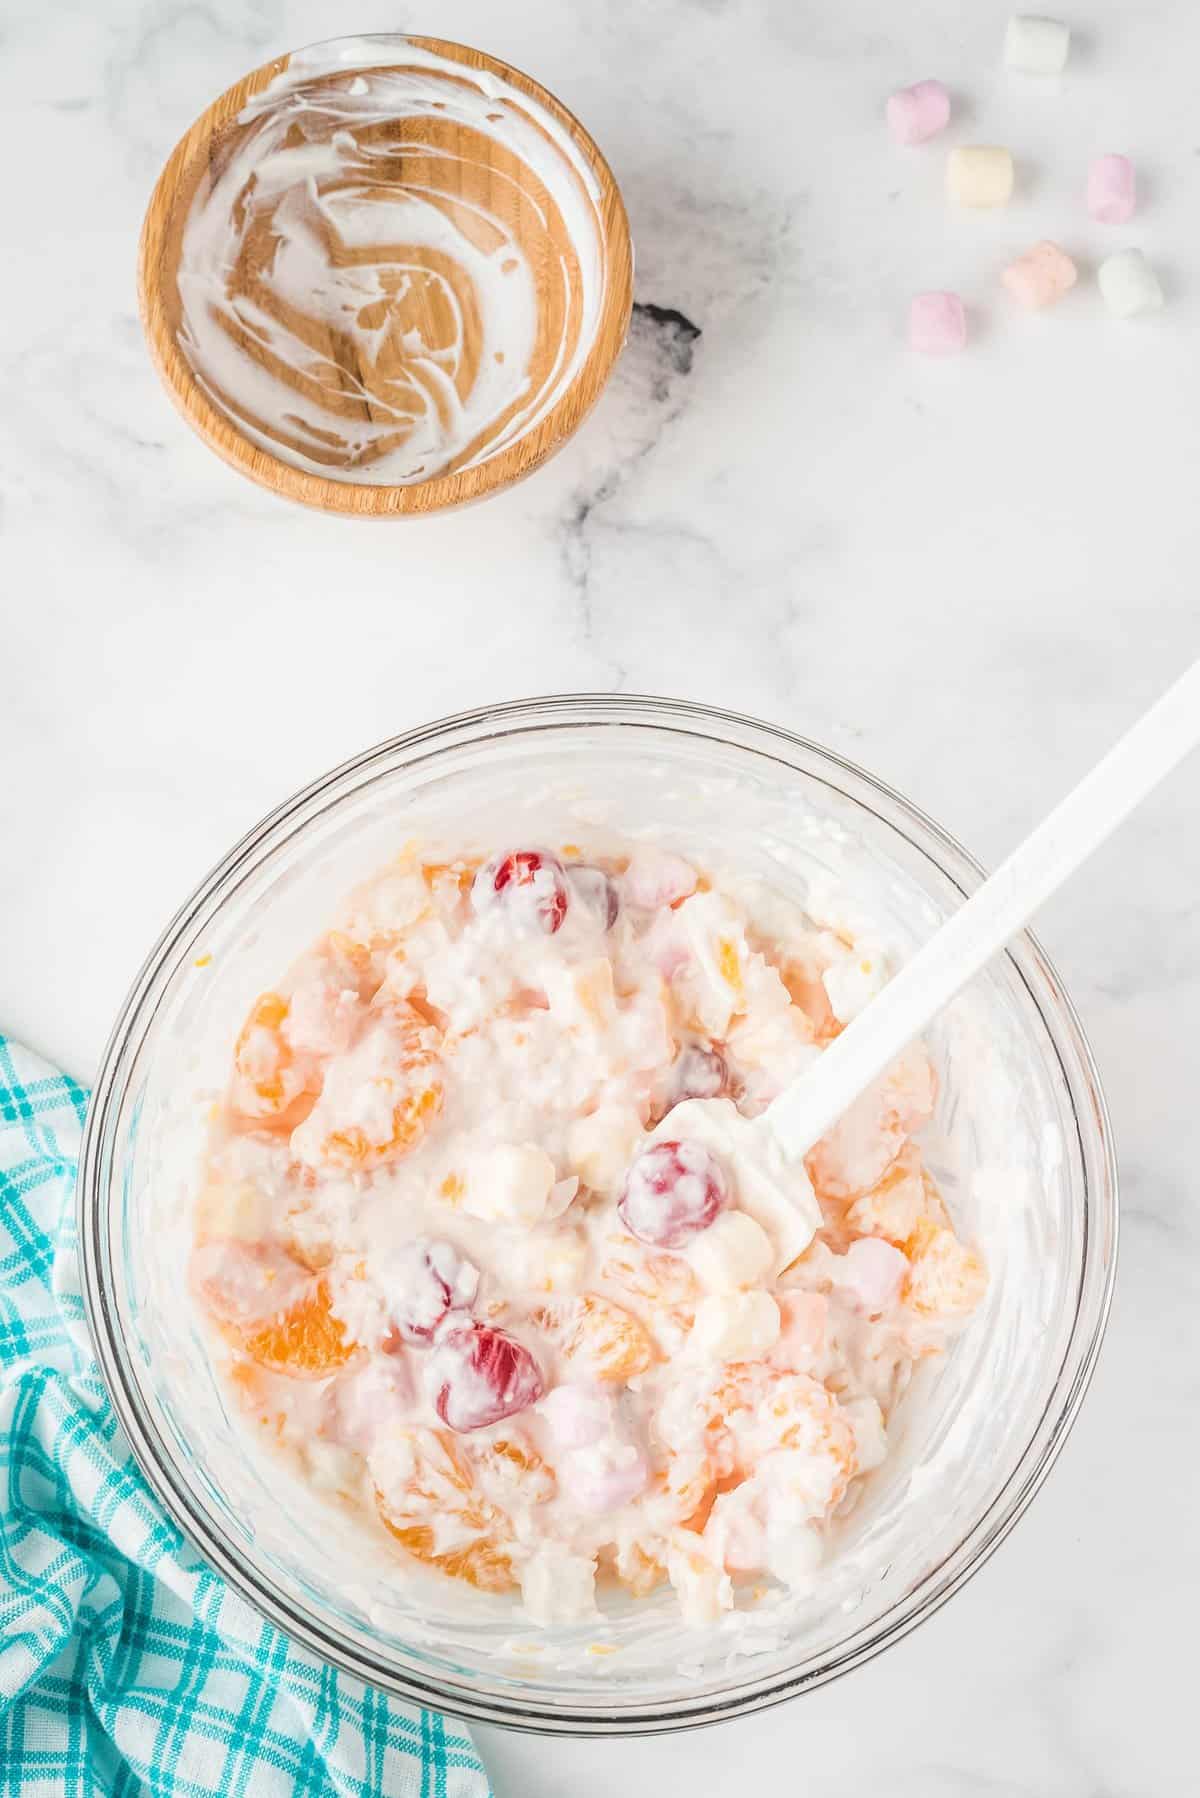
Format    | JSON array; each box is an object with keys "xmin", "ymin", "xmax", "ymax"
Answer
[{"xmin": 77, "ymin": 696, "xmax": 1117, "ymax": 1735}]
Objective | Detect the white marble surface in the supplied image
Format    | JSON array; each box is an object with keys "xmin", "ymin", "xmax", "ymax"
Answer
[{"xmin": 3, "ymin": 0, "xmax": 1199, "ymax": 1790}]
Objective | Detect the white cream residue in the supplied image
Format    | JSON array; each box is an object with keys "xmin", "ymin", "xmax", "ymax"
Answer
[
  {"xmin": 174, "ymin": 36, "xmax": 608, "ymax": 484},
  {"xmin": 190, "ymin": 833, "xmax": 988, "ymax": 1630}
]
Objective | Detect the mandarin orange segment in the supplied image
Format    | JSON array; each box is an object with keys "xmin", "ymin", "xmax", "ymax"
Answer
[
  {"xmin": 300, "ymin": 1001, "xmax": 445, "ymax": 1171},
  {"xmin": 562, "ymin": 1294, "xmax": 655, "ymax": 1383},
  {"xmin": 779, "ymin": 958, "xmax": 840, "ymax": 1042},
  {"xmin": 698, "ymin": 1367, "xmax": 856, "ymax": 1507},
  {"xmin": 421, "ymin": 859, "xmax": 481, "ymax": 912},
  {"xmin": 477, "ymin": 1436, "xmax": 556, "ymax": 1506},
  {"xmin": 320, "ymin": 1078, "xmax": 443, "ymax": 1169},
  {"xmin": 652, "ymin": 1448, "xmax": 714, "ymax": 1526},
  {"xmin": 375, "ymin": 1428, "xmax": 517, "ymax": 1593},
  {"xmin": 421, "ymin": 858, "xmax": 479, "ymax": 892},
  {"xmin": 239, "ymin": 1277, "xmax": 357, "ymax": 1378},
  {"xmin": 905, "ymin": 1220, "xmax": 986, "ymax": 1317},
  {"xmin": 232, "ymin": 991, "xmax": 306, "ymax": 1117},
  {"xmin": 601, "ymin": 1241, "xmax": 701, "ymax": 1313},
  {"xmin": 323, "ymin": 930, "xmax": 376, "ymax": 983},
  {"xmin": 599, "ymin": 1244, "xmax": 701, "ymax": 1354},
  {"xmin": 380, "ymin": 1522, "xmax": 515, "ymax": 1593},
  {"xmin": 716, "ymin": 936, "xmax": 743, "ymax": 995},
  {"xmin": 679, "ymin": 1469, "xmax": 744, "ymax": 1535},
  {"xmin": 843, "ymin": 1149, "xmax": 926, "ymax": 1244}
]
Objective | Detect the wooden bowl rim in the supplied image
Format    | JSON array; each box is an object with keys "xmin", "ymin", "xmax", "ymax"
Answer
[{"xmin": 138, "ymin": 32, "xmax": 634, "ymax": 517}]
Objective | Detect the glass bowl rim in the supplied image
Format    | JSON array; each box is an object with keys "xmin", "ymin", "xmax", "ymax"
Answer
[{"xmin": 77, "ymin": 692, "xmax": 1119, "ymax": 1735}]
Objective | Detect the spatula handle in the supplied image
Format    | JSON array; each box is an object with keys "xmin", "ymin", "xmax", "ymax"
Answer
[{"xmin": 767, "ymin": 659, "xmax": 1200, "ymax": 1160}]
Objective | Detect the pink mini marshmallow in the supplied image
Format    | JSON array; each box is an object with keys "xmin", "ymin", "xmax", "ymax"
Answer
[
  {"xmin": 559, "ymin": 1445, "xmax": 649, "ymax": 1514},
  {"xmin": 1002, "ymin": 240, "xmax": 1078, "ymax": 309},
  {"xmin": 886, "ymin": 79, "xmax": 951, "ymax": 146},
  {"xmin": 539, "ymin": 1383, "xmax": 614, "ymax": 1451},
  {"xmin": 324, "ymin": 1357, "xmax": 413, "ymax": 1453},
  {"xmin": 1087, "ymin": 154, "xmax": 1137, "ymax": 224},
  {"xmin": 909, "ymin": 291, "xmax": 967, "ymax": 355},
  {"xmin": 644, "ymin": 916, "xmax": 690, "ymax": 979},
  {"xmin": 623, "ymin": 847, "xmax": 698, "ymax": 911},
  {"xmin": 771, "ymin": 1290, "xmax": 828, "ymax": 1369},
  {"xmin": 837, "ymin": 1238, "xmax": 909, "ymax": 1316}
]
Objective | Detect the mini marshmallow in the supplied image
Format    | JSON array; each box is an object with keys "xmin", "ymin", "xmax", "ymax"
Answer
[
  {"xmin": 688, "ymin": 1290, "xmax": 781, "ymax": 1363},
  {"xmin": 520, "ymin": 1546, "xmax": 598, "ymax": 1626},
  {"xmin": 823, "ymin": 945, "xmax": 889, "ymax": 1020},
  {"xmin": 765, "ymin": 1524, "xmax": 824, "ymax": 1593},
  {"xmin": 947, "ymin": 145, "xmax": 1014, "ymax": 209},
  {"xmin": 539, "ymin": 1383, "xmax": 614, "ymax": 1450},
  {"xmin": 886, "ymin": 79, "xmax": 951, "ymax": 146},
  {"xmin": 909, "ymin": 291, "xmax": 967, "ymax": 356},
  {"xmin": 567, "ymin": 1104, "xmax": 643, "ymax": 1195},
  {"xmin": 841, "ymin": 1396, "xmax": 889, "ymax": 1474},
  {"xmin": 1087, "ymin": 154, "xmax": 1137, "ymax": 224},
  {"xmin": 559, "ymin": 1442, "xmax": 649, "ymax": 1514},
  {"xmin": 835, "ymin": 1237, "xmax": 909, "ymax": 1315},
  {"xmin": 623, "ymin": 847, "xmax": 697, "ymax": 910},
  {"xmin": 1002, "ymin": 240, "xmax": 1078, "ymax": 309},
  {"xmin": 463, "ymin": 1142, "xmax": 556, "ymax": 1225},
  {"xmin": 507, "ymin": 1226, "xmax": 588, "ymax": 1294},
  {"xmin": 687, "ymin": 1209, "xmax": 774, "ymax": 1292},
  {"xmin": 666, "ymin": 1541, "xmax": 734, "ymax": 1626},
  {"xmin": 1098, "ymin": 248, "xmax": 1164, "ymax": 318},
  {"xmin": 1004, "ymin": 14, "xmax": 1070, "ymax": 75}
]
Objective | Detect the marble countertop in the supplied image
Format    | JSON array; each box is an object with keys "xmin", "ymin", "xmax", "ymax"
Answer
[{"xmin": 3, "ymin": 0, "xmax": 1198, "ymax": 1790}]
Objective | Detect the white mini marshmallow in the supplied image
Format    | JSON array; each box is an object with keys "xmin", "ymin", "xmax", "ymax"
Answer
[
  {"xmin": 1004, "ymin": 14, "xmax": 1070, "ymax": 75},
  {"xmin": 841, "ymin": 1395, "xmax": 889, "ymax": 1474},
  {"xmin": 463, "ymin": 1142, "xmax": 556, "ymax": 1225},
  {"xmin": 666, "ymin": 1541, "xmax": 734, "ymax": 1627},
  {"xmin": 764, "ymin": 1524, "xmax": 824, "ymax": 1593},
  {"xmin": 506, "ymin": 1227, "xmax": 588, "ymax": 1294},
  {"xmin": 687, "ymin": 1209, "xmax": 775, "ymax": 1292},
  {"xmin": 520, "ymin": 1546, "xmax": 598, "ymax": 1626},
  {"xmin": 568, "ymin": 1105, "xmax": 644, "ymax": 1195},
  {"xmin": 688, "ymin": 1290, "xmax": 781, "ymax": 1363},
  {"xmin": 1098, "ymin": 248, "xmax": 1164, "ymax": 319},
  {"xmin": 947, "ymin": 145, "xmax": 1014, "ymax": 208},
  {"xmin": 823, "ymin": 945, "xmax": 888, "ymax": 1023}
]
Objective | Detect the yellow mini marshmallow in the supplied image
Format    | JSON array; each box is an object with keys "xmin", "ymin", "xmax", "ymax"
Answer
[
  {"xmin": 947, "ymin": 145, "xmax": 1014, "ymax": 208},
  {"xmin": 687, "ymin": 1210, "xmax": 775, "ymax": 1292},
  {"xmin": 687, "ymin": 1290, "xmax": 781, "ymax": 1363},
  {"xmin": 463, "ymin": 1142, "xmax": 556, "ymax": 1225}
]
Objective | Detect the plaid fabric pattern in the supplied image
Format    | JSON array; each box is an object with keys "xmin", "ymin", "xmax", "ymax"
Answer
[{"xmin": 0, "ymin": 1035, "xmax": 492, "ymax": 1797}]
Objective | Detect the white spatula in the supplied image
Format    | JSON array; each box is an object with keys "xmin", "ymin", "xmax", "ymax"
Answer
[{"xmin": 653, "ymin": 660, "xmax": 1200, "ymax": 1268}]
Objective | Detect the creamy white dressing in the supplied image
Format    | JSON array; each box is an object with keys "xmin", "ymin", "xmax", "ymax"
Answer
[
  {"xmin": 175, "ymin": 36, "xmax": 607, "ymax": 483},
  {"xmin": 192, "ymin": 835, "xmax": 986, "ymax": 1629}
]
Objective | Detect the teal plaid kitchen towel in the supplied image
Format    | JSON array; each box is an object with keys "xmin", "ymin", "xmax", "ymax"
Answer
[{"xmin": 0, "ymin": 1035, "xmax": 492, "ymax": 1797}]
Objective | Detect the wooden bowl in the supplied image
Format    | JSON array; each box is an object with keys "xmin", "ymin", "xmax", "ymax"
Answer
[{"xmin": 138, "ymin": 34, "xmax": 633, "ymax": 515}]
